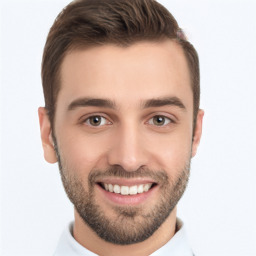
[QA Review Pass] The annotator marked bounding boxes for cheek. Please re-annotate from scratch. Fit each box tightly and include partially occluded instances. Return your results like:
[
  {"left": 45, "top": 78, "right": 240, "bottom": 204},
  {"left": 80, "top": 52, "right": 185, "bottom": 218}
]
[
  {"left": 148, "top": 130, "right": 192, "bottom": 172},
  {"left": 56, "top": 129, "right": 111, "bottom": 172}
]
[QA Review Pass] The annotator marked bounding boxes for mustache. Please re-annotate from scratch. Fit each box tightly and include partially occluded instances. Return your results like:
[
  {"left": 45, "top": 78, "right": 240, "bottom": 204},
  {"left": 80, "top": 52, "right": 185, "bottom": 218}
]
[{"left": 88, "top": 166, "right": 169, "bottom": 185}]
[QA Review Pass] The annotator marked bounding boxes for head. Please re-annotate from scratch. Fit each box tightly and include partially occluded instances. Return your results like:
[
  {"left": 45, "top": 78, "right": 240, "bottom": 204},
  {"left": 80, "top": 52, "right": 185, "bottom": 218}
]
[
  {"left": 41, "top": 0, "right": 200, "bottom": 127},
  {"left": 39, "top": 0, "right": 203, "bottom": 246}
]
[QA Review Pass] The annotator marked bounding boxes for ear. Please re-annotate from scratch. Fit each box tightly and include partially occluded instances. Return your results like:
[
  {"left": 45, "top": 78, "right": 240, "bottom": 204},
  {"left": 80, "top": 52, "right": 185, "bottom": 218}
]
[
  {"left": 38, "top": 107, "right": 57, "bottom": 163},
  {"left": 191, "top": 109, "right": 204, "bottom": 157}
]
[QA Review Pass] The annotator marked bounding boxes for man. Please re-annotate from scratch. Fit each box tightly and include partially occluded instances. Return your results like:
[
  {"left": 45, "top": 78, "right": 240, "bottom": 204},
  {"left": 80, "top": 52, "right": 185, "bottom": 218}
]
[{"left": 38, "top": 0, "right": 204, "bottom": 255}]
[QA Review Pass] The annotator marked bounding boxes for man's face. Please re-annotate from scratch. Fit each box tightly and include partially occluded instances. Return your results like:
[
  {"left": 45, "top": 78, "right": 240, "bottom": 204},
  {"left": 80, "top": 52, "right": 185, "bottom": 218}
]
[{"left": 39, "top": 40, "right": 203, "bottom": 244}]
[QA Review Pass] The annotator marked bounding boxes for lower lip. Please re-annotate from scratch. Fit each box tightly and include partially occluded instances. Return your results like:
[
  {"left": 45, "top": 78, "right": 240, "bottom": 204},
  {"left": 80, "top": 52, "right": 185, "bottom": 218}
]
[{"left": 96, "top": 184, "right": 158, "bottom": 205}]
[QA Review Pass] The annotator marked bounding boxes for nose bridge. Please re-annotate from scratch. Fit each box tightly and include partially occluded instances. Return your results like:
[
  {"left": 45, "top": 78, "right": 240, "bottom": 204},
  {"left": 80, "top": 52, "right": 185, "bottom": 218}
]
[{"left": 108, "top": 121, "right": 146, "bottom": 171}]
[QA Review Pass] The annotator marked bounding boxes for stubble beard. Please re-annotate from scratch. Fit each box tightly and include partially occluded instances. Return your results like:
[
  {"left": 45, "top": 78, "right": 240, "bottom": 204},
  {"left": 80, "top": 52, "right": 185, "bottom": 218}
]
[{"left": 54, "top": 142, "right": 191, "bottom": 245}]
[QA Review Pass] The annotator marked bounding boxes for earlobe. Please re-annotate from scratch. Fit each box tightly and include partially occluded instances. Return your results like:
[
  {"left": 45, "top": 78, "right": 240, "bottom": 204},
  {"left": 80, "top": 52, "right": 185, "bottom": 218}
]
[
  {"left": 192, "top": 109, "right": 204, "bottom": 157},
  {"left": 38, "top": 107, "right": 58, "bottom": 163}
]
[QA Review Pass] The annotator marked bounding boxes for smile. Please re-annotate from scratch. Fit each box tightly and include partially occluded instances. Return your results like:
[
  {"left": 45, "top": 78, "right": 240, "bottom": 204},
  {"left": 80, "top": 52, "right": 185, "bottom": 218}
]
[
  {"left": 96, "top": 180, "right": 158, "bottom": 205},
  {"left": 101, "top": 183, "right": 153, "bottom": 195}
]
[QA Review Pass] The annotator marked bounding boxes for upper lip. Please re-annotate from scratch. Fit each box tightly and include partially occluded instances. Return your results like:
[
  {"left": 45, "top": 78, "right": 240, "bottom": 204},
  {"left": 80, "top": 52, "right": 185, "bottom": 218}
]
[{"left": 96, "top": 177, "right": 157, "bottom": 186}]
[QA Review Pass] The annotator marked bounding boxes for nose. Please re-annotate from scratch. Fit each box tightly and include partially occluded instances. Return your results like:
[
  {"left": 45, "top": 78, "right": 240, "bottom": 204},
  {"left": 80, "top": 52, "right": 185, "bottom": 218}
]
[{"left": 107, "top": 124, "right": 148, "bottom": 172}]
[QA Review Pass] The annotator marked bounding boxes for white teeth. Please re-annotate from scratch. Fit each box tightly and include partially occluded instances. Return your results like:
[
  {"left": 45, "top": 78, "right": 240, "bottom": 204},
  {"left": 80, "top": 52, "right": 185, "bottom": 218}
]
[
  {"left": 121, "top": 186, "right": 129, "bottom": 195},
  {"left": 108, "top": 184, "right": 114, "bottom": 192},
  {"left": 129, "top": 185, "right": 137, "bottom": 195},
  {"left": 137, "top": 184, "right": 144, "bottom": 193},
  {"left": 143, "top": 184, "right": 151, "bottom": 192},
  {"left": 103, "top": 183, "right": 153, "bottom": 195},
  {"left": 113, "top": 184, "right": 121, "bottom": 193}
]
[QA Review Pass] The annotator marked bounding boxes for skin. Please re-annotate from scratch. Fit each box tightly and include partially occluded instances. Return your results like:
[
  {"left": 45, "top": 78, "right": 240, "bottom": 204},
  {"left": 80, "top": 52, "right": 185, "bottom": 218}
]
[{"left": 39, "top": 39, "right": 204, "bottom": 256}]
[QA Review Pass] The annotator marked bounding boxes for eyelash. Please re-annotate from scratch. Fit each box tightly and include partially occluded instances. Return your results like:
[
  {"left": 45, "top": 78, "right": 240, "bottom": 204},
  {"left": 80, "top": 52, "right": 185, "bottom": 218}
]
[
  {"left": 82, "top": 114, "right": 174, "bottom": 128},
  {"left": 147, "top": 115, "right": 173, "bottom": 126},
  {"left": 83, "top": 115, "right": 112, "bottom": 127}
]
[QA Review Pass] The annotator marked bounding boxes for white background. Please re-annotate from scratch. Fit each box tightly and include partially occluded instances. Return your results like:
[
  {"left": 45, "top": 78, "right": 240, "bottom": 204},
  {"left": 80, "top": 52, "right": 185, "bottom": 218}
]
[{"left": 1, "top": 0, "right": 256, "bottom": 255}]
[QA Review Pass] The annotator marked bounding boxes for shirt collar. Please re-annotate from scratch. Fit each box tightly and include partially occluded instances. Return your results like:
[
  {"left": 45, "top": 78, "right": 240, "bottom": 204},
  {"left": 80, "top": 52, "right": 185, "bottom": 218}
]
[
  {"left": 53, "top": 218, "right": 194, "bottom": 256},
  {"left": 150, "top": 218, "right": 194, "bottom": 256}
]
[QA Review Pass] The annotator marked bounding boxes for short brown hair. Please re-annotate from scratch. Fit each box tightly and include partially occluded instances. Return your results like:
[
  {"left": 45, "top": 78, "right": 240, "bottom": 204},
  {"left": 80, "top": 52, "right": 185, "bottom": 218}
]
[{"left": 42, "top": 0, "right": 200, "bottom": 127}]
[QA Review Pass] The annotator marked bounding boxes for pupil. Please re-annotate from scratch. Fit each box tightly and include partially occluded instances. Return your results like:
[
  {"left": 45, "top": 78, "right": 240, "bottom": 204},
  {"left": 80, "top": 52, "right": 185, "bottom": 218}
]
[
  {"left": 154, "top": 116, "right": 164, "bottom": 125},
  {"left": 91, "top": 116, "right": 101, "bottom": 125}
]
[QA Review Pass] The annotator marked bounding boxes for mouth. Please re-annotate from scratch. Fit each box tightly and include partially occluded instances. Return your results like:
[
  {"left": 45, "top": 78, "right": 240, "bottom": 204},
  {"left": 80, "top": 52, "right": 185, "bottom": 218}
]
[
  {"left": 99, "top": 182, "right": 156, "bottom": 195},
  {"left": 96, "top": 180, "right": 158, "bottom": 205}
]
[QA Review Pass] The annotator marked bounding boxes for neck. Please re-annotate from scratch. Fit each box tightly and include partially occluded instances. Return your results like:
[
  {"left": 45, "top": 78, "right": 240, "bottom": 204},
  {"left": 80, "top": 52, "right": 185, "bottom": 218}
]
[{"left": 73, "top": 208, "right": 177, "bottom": 256}]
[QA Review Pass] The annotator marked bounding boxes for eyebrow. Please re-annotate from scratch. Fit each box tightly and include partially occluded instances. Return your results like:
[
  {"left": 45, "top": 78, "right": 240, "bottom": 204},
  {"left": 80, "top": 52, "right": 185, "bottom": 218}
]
[
  {"left": 142, "top": 97, "right": 186, "bottom": 110},
  {"left": 68, "top": 97, "right": 116, "bottom": 111},
  {"left": 67, "top": 96, "right": 186, "bottom": 111}
]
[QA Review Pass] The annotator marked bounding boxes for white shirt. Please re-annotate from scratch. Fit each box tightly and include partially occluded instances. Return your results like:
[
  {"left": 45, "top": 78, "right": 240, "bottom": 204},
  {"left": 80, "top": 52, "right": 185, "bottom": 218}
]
[{"left": 53, "top": 219, "right": 194, "bottom": 256}]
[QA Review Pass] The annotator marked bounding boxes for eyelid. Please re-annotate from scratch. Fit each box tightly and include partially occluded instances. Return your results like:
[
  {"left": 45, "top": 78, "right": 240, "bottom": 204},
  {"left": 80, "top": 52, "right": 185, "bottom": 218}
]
[
  {"left": 78, "top": 112, "right": 176, "bottom": 127},
  {"left": 147, "top": 116, "right": 173, "bottom": 126},
  {"left": 85, "top": 116, "right": 107, "bottom": 126},
  {"left": 80, "top": 113, "right": 113, "bottom": 126},
  {"left": 146, "top": 112, "right": 176, "bottom": 123}
]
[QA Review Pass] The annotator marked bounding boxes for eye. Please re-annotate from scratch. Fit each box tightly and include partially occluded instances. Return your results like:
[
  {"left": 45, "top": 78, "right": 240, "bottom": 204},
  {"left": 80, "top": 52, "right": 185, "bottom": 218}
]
[
  {"left": 84, "top": 115, "right": 109, "bottom": 127},
  {"left": 148, "top": 115, "right": 172, "bottom": 126}
]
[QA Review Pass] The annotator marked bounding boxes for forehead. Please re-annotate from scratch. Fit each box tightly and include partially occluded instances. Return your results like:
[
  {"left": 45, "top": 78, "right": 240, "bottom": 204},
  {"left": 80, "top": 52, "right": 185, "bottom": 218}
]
[{"left": 58, "top": 40, "right": 192, "bottom": 110}]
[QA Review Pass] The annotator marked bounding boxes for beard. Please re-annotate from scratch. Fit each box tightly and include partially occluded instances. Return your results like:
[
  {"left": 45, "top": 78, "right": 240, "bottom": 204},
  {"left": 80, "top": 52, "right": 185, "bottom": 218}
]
[{"left": 54, "top": 140, "right": 191, "bottom": 245}]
